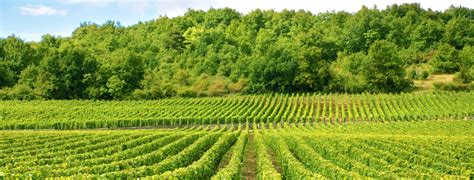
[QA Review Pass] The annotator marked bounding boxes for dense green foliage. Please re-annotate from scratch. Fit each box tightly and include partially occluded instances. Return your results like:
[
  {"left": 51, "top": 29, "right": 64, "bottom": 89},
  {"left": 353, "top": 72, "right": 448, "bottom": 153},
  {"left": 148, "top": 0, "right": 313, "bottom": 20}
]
[
  {"left": 1, "top": 6, "right": 473, "bottom": 178},
  {"left": 1, "top": 120, "right": 472, "bottom": 178},
  {"left": 261, "top": 121, "right": 473, "bottom": 178},
  {"left": 0, "top": 92, "right": 472, "bottom": 130},
  {"left": 0, "top": 125, "right": 239, "bottom": 178},
  {"left": 1, "top": 4, "right": 473, "bottom": 99}
]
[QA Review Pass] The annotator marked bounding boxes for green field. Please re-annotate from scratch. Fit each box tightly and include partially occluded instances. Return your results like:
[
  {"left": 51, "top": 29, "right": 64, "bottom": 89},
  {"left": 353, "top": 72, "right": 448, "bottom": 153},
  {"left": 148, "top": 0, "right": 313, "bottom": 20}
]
[
  {"left": 1, "top": 92, "right": 472, "bottom": 129},
  {"left": 1, "top": 120, "right": 473, "bottom": 178},
  {"left": 2, "top": 2, "right": 473, "bottom": 179},
  {"left": 1, "top": 92, "right": 473, "bottom": 178}
]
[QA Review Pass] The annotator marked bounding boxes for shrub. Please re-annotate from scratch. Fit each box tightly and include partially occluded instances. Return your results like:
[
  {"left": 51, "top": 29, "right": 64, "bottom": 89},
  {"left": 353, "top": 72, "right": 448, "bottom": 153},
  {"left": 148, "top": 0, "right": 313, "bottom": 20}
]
[
  {"left": 420, "top": 70, "right": 430, "bottom": 80},
  {"left": 433, "top": 82, "right": 470, "bottom": 91},
  {"left": 1, "top": 84, "right": 38, "bottom": 100}
]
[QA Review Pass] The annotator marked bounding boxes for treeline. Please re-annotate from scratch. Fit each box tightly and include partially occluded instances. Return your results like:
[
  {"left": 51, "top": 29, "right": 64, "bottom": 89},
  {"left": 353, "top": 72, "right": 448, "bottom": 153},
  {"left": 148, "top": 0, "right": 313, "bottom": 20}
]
[{"left": 0, "top": 4, "right": 473, "bottom": 100}]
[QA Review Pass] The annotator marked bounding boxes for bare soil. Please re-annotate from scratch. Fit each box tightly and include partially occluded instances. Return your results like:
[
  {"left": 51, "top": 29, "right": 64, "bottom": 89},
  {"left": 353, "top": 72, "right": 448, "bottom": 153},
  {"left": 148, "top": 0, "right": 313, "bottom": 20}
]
[{"left": 240, "top": 132, "right": 256, "bottom": 179}]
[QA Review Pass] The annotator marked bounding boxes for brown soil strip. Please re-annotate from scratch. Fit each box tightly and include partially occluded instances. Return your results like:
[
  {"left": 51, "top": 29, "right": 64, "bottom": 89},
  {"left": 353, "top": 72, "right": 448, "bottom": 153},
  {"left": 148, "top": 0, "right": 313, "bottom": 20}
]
[
  {"left": 266, "top": 145, "right": 283, "bottom": 174},
  {"left": 216, "top": 145, "right": 234, "bottom": 171},
  {"left": 240, "top": 132, "right": 256, "bottom": 179}
]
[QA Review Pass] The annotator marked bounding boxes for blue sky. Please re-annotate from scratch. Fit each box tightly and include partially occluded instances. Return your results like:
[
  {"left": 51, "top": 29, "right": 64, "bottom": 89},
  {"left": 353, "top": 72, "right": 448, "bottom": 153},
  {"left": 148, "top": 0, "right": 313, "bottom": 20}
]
[{"left": 1, "top": 0, "right": 472, "bottom": 42}]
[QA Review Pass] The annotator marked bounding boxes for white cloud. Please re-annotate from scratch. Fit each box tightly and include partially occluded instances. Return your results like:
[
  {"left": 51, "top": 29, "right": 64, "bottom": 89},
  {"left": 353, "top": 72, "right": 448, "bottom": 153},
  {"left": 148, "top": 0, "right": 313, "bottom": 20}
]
[
  {"left": 59, "top": 0, "right": 113, "bottom": 8},
  {"left": 60, "top": 0, "right": 114, "bottom": 3},
  {"left": 20, "top": 4, "right": 68, "bottom": 16},
  {"left": 158, "top": 7, "right": 187, "bottom": 18},
  {"left": 117, "top": 0, "right": 150, "bottom": 16},
  {"left": 59, "top": 0, "right": 151, "bottom": 13}
]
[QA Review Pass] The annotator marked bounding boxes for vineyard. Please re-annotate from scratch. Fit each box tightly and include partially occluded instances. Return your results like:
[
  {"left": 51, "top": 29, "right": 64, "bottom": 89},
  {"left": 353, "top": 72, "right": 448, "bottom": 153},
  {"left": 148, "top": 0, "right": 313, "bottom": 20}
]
[
  {"left": 0, "top": 92, "right": 473, "bottom": 178},
  {"left": 0, "top": 91, "right": 472, "bottom": 129},
  {"left": 0, "top": 120, "right": 473, "bottom": 178}
]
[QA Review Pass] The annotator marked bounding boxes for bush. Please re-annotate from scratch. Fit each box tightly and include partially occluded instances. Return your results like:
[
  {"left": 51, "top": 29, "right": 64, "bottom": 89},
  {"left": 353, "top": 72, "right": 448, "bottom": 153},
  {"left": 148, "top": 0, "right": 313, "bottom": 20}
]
[
  {"left": 228, "top": 78, "right": 246, "bottom": 93},
  {"left": 406, "top": 65, "right": 417, "bottom": 80},
  {"left": 0, "top": 84, "right": 38, "bottom": 100},
  {"left": 433, "top": 82, "right": 471, "bottom": 91},
  {"left": 177, "top": 87, "right": 198, "bottom": 98},
  {"left": 207, "top": 76, "right": 229, "bottom": 96},
  {"left": 456, "top": 46, "right": 474, "bottom": 83},
  {"left": 406, "top": 65, "right": 430, "bottom": 80},
  {"left": 131, "top": 87, "right": 164, "bottom": 100},
  {"left": 420, "top": 70, "right": 430, "bottom": 80},
  {"left": 0, "top": 89, "right": 8, "bottom": 100}
]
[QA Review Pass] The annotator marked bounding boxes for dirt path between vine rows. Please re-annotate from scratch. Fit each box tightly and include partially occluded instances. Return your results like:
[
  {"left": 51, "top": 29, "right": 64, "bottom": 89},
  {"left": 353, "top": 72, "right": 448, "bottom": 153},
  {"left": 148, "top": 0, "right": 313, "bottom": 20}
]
[{"left": 240, "top": 131, "right": 256, "bottom": 179}]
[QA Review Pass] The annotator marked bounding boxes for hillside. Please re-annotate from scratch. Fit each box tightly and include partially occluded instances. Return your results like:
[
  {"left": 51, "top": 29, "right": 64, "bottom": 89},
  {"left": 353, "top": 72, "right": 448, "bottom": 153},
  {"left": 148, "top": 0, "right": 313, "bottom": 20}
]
[
  {"left": 0, "top": 93, "right": 473, "bottom": 178},
  {"left": 1, "top": 3, "right": 474, "bottom": 179},
  {"left": 1, "top": 4, "right": 473, "bottom": 100}
]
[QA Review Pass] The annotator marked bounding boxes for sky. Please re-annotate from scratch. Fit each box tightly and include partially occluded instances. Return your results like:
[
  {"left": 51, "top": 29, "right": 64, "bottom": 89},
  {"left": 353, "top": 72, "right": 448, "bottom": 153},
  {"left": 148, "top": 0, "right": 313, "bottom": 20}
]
[{"left": 1, "top": 0, "right": 473, "bottom": 42}]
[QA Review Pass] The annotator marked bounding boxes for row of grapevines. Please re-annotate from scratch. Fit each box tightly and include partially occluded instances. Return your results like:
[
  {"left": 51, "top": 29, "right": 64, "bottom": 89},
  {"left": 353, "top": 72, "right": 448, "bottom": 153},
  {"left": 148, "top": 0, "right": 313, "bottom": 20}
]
[
  {"left": 0, "top": 125, "right": 247, "bottom": 178},
  {"left": 254, "top": 120, "right": 473, "bottom": 179},
  {"left": 155, "top": 131, "right": 240, "bottom": 178},
  {"left": 211, "top": 130, "right": 249, "bottom": 179},
  {"left": 254, "top": 124, "right": 282, "bottom": 179},
  {"left": 262, "top": 125, "right": 324, "bottom": 179},
  {"left": 1, "top": 92, "right": 473, "bottom": 129}
]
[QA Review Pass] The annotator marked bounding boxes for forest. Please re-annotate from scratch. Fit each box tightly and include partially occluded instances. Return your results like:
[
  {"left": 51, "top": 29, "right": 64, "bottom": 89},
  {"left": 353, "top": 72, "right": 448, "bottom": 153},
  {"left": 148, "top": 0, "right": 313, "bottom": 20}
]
[{"left": 0, "top": 3, "right": 473, "bottom": 100}]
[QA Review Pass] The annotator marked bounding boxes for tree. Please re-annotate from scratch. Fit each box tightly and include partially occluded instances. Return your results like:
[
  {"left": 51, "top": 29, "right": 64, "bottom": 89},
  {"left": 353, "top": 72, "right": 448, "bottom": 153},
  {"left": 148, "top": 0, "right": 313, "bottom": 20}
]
[
  {"left": 247, "top": 32, "right": 298, "bottom": 93},
  {"left": 89, "top": 48, "right": 144, "bottom": 99},
  {"left": 411, "top": 20, "right": 444, "bottom": 50},
  {"left": 342, "top": 6, "right": 389, "bottom": 52},
  {"left": 0, "top": 62, "right": 15, "bottom": 87},
  {"left": 106, "top": 75, "right": 126, "bottom": 99},
  {"left": 0, "top": 36, "right": 35, "bottom": 87},
  {"left": 365, "top": 40, "right": 412, "bottom": 92},
  {"left": 331, "top": 40, "right": 412, "bottom": 93},
  {"left": 329, "top": 52, "right": 369, "bottom": 93},
  {"left": 20, "top": 46, "right": 98, "bottom": 99},
  {"left": 443, "top": 17, "right": 474, "bottom": 49},
  {"left": 1, "top": 6, "right": 472, "bottom": 99},
  {"left": 454, "top": 46, "right": 473, "bottom": 83},
  {"left": 430, "top": 43, "right": 460, "bottom": 73},
  {"left": 204, "top": 8, "right": 241, "bottom": 27}
]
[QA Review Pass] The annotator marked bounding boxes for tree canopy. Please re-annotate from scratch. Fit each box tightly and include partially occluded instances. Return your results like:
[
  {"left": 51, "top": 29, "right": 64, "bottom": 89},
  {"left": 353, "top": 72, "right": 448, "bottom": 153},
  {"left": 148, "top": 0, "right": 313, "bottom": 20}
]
[{"left": 1, "top": 4, "right": 473, "bottom": 99}]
